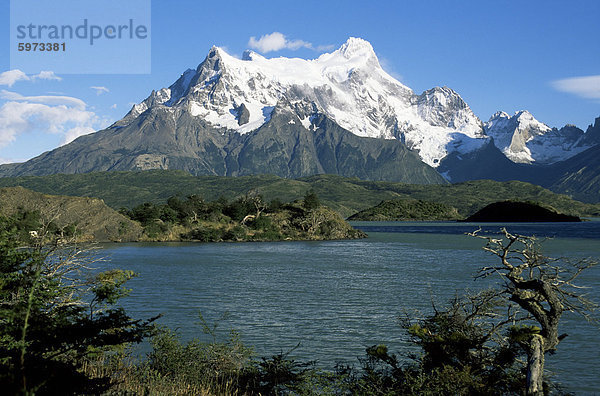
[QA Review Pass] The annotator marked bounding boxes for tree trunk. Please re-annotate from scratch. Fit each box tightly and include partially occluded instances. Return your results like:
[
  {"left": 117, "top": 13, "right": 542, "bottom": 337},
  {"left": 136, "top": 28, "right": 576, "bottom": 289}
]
[{"left": 526, "top": 334, "right": 545, "bottom": 396}]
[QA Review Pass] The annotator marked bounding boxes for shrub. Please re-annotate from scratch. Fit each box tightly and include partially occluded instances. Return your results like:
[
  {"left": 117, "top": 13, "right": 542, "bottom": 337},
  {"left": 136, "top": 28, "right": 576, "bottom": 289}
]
[
  {"left": 184, "top": 225, "right": 223, "bottom": 242},
  {"left": 250, "top": 215, "right": 274, "bottom": 231},
  {"left": 0, "top": 216, "right": 156, "bottom": 394},
  {"left": 222, "top": 225, "right": 247, "bottom": 241}
]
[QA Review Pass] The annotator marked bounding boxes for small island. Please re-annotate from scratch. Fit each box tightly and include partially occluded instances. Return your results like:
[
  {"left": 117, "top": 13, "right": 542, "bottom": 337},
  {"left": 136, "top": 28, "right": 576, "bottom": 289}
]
[
  {"left": 462, "top": 201, "right": 581, "bottom": 222},
  {"left": 0, "top": 187, "right": 365, "bottom": 243},
  {"left": 121, "top": 191, "right": 366, "bottom": 242}
]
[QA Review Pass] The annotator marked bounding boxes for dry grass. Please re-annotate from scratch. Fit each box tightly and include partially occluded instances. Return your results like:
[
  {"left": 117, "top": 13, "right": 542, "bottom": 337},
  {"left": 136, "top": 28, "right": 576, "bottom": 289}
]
[{"left": 81, "top": 355, "right": 243, "bottom": 396}]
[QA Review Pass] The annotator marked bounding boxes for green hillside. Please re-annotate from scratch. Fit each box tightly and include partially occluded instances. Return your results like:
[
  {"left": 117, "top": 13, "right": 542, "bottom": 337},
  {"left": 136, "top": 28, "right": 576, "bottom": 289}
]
[
  {"left": 0, "top": 186, "right": 143, "bottom": 242},
  {"left": 0, "top": 170, "right": 598, "bottom": 218},
  {"left": 348, "top": 199, "right": 461, "bottom": 221}
]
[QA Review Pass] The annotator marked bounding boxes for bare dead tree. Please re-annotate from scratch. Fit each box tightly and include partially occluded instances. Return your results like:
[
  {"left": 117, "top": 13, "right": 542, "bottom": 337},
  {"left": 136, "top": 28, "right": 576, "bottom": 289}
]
[
  {"left": 246, "top": 191, "right": 267, "bottom": 218},
  {"left": 469, "top": 228, "right": 598, "bottom": 395},
  {"left": 240, "top": 192, "right": 267, "bottom": 225}
]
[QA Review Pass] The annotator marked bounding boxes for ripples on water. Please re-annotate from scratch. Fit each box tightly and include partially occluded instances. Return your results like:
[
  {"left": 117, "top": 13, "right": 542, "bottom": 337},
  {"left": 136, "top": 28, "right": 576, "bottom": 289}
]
[{"left": 98, "top": 221, "right": 600, "bottom": 393}]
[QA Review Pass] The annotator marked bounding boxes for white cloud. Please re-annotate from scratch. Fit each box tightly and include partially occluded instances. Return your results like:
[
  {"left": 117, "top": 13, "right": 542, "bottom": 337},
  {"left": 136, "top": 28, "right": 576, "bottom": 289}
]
[
  {"left": 91, "top": 86, "right": 110, "bottom": 95},
  {"left": 551, "top": 75, "right": 600, "bottom": 100},
  {"left": 0, "top": 90, "right": 107, "bottom": 148},
  {"left": 110, "top": 103, "right": 117, "bottom": 109},
  {"left": 0, "top": 70, "right": 29, "bottom": 86},
  {"left": 315, "top": 44, "right": 335, "bottom": 52},
  {"left": 248, "top": 32, "right": 312, "bottom": 53},
  {"left": 63, "top": 126, "right": 96, "bottom": 145},
  {"left": 378, "top": 57, "right": 403, "bottom": 82},
  {"left": 0, "top": 70, "right": 62, "bottom": 86},
  {"left": 33, "top": 71, "right": 62, "bottom": 82},
  {"left": 0, "top": 90, "right": 86, "bottom": 109}
]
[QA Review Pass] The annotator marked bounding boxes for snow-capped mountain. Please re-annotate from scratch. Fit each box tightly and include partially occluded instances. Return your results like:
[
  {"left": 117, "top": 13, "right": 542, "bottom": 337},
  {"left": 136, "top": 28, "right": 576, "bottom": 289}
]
[
  {"left": 2, "top": 36, "right": 599, "bottom": 196},
  {"left": 484, "top": 111, "right": 593, "bottom": 164},
  {"left": 123, "top": 37, "right": 486, "bottom": 167}
]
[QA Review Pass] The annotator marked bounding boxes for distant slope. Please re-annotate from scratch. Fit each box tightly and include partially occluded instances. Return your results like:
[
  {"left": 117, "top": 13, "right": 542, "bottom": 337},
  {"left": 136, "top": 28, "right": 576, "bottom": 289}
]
[
  {"left": 439, "top": 138, "right": 600, "bottom": 203},
  {"left": 0, "top": 187, "right": 143, "bottom": 242},
  {"left": 546, "top": 145, "right": 600, "bottom": 203},
  {"left": 439, "top": 140, "right": 541, "bottom": 183},
  {"left": 347, "top": 199, "right": 460, "bottom": 221},
  {"left": 0, "top": 171, "right": 598, "bottom": 219}
]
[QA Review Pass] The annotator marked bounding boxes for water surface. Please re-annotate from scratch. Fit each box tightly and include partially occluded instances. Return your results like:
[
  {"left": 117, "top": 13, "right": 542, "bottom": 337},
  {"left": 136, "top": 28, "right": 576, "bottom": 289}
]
[{"left": 98, "top": 222, "right": 600, "bottom": 393}]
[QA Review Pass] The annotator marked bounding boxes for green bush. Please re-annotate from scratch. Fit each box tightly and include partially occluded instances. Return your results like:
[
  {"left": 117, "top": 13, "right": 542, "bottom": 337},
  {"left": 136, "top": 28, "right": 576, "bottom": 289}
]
[
  {"left": 254, "top": 229, "right": 284, "bottom": 241},
  {"left": 268, "top": 198, "right": 284, "bottom": 212},
  {"left": 146, "top": 327, "right": 252, "bottom": 387},
  {"left": 250, "top": 215, "right": 273, "bottom": 231},
  {"left": 184, "top": 225, "right": 223, "bottom": 242},
  {"left": 222, "top": 198, "right": 251, "bottom": 222},
  {"left": 143, "top": 220, "right": 170, "bottom": 238},
  {"left": 130, "top": 202, "right": 162, "bottom": 225},
  {"left": 222, "top": 225, "right": 247, "bottom": 241}
]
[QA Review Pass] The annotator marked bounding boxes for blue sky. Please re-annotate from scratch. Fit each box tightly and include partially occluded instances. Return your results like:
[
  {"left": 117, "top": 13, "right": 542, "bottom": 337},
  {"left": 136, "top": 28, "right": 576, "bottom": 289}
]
[{"left": 1, "top": 0, "right": 599, "bottom": 163}]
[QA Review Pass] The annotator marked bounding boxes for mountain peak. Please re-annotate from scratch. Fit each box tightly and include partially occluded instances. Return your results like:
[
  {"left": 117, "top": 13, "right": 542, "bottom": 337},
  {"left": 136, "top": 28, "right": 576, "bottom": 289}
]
[
  {"left": 338, "top": 37, "right": 376, "bottom": 60},
  {"left": 208, "top": 46, "right": 223, "bottom": 58},
  {"left": 242, "top": 49, "right": 266, "bottom": 61},
  {"left": 485, "top": 110, "right": 548, "bottom": 132},
  {"left": 487, "top": 110, "right": 544, "bottom": 128},
  {"left": 514, "top": 110, "right": 534, "bottom": 120},
  {"left": 512, "top": 110, "right": 550, "bottom": 132},
  {"left": 489, "top": 111, "right": 510, "bottom": 121},
  {"left": 483, "top": 109, "right": 590, "bottom": 164}
]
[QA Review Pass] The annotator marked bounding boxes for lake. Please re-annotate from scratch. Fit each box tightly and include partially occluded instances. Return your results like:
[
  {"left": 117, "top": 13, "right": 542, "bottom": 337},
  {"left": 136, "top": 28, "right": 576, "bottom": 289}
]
[{"left": 98, "top": 221, "right": 600, "bottom": 393}]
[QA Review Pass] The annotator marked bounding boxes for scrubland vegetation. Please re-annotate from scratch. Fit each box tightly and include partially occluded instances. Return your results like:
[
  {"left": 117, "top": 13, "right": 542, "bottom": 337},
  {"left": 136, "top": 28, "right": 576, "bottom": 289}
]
[{"left": 0, "top": 206, "right": 596, "bottom": 395}]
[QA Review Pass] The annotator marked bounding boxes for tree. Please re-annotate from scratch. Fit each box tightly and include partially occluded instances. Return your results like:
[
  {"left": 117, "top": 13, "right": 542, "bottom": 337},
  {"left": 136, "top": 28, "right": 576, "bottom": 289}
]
[
  {"left": 303, "top": 190, "right": 320, "bottom": 211},
  {"left": 0, "top": 212, "right": 157, "bottom": 394},
  {"left": 354, "top": 228, "right": 597, "bottom": 395},
  {"left": 357, "top": 291, "right": 525, "bottom": 395},
  {"left": 470, "top": 228, "right": 598, "bottom": 395}
]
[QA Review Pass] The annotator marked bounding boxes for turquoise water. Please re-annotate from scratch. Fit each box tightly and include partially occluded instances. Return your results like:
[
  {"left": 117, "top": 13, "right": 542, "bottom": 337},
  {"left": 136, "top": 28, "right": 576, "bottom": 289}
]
[{"left": 98, "top": 222, "right": 600, "bottom": 393}]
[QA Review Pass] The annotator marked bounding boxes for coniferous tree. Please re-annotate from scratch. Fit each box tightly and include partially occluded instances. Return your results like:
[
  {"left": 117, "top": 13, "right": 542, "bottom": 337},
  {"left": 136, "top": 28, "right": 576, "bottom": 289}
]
[{"left": 303, "top": 190, "right": 320, "bottom": 210}]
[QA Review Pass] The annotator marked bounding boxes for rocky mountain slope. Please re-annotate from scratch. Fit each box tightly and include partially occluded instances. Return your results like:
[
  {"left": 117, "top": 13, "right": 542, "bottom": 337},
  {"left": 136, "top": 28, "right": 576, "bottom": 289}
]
[
  {"left": 0, "top": 100, "right": 444, "bottom": 183},
  {"left": 484, "top": 111, "right": 595, "bottom": 164},
  {"left": 440, "top": 117, "right": 600, "bottom": 202},
  {"left": 546, "top": 143, "right": 600, "bottom": 203}
]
